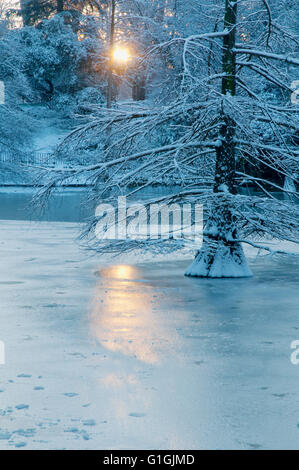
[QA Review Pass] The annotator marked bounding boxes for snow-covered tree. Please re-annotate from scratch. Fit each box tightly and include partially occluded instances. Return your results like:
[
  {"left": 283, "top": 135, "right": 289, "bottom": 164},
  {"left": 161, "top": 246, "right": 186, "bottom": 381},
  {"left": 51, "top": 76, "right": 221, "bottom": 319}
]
[
  {"left": 19, "top": 11, "right": 105, "bottom": 98},
  {"left": 0, "top": 17, "right": 35, "bottom": 154},
  {"left": 38, "top": 0, "right": 299, "bottom": 278},
  {"left": 19, "top": 0, "right": 108, "bottom": 26}
]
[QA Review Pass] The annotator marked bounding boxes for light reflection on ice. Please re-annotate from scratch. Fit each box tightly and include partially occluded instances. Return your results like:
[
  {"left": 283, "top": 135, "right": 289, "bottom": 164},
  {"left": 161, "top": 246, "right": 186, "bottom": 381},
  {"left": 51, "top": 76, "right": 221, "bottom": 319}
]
[{"left": 89, "top": 264, "right": 183, "bottom": 364}]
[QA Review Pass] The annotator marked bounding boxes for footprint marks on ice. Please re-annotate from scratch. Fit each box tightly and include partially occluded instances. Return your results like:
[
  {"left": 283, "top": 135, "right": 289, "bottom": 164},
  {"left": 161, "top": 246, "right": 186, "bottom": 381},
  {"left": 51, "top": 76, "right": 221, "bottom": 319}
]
[
  {"left": 42, "top": 303, "right": 69, "bottom": 308},
  {"left": 82, "top": 419, "right": 96, "bottom": 426},
  {"left": 128, "top": 412, "right": 146, "bottom": 418},
  {"left": 0, "top": 281, "right": 24, "bottom": 285},
  {"left": 0, "top": 428, "right": 37, "bottom": 448},
  {"left": 15, "top": 404, "right": 29, "bottom": 410},
  {"left": 246, "top": 443, "right": 262, "bottom": 450},
  {"left": 0, "top": 430, "right": 12, "bottom": 440},
  {"left": 64, "top": 427, "right": 91, "bottom": 440},
  {"left": 64, "top": 427, "right": 80, "bottom": 433},
  {"left": 67, "top": 352, "right": 87, "bottom": 359},
  {"left": 13, "top": 428, "right": 36, "bottom": 438},
  {"left": 272, "top": 393, "right": 288, "bottom": 398},
  {"left": 194, "top": 360, "right": 205, "bottom": 366},
  {"left": 0, "top": 407, "right": 13, "bottom": 416},
  {"left": 14, "top": 442, "right": 27, "bottom": 448},
  {"left": 81, "top": 431, "right": 90, "bottom": 440},
  {"left": 15, "top": 374, "right": 45, "bottom": 391}
]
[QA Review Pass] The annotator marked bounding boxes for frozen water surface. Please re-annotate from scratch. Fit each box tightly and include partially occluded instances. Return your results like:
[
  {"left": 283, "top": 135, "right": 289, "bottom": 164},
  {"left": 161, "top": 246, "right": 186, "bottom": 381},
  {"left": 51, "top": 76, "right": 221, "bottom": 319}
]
[{"left": 0, "top": 215, "right": 298, "bottom": 449}]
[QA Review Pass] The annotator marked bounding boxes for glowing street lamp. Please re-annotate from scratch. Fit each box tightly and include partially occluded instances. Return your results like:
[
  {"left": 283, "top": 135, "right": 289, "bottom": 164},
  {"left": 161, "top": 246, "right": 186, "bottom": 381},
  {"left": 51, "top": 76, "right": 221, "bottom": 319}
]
[
  {"left": 107, "top": 45, "right": 131, "bottom": 107},
  {"left": 78, "top": 33, "right": 87, "bottom": 42},
  {"left": 112, "top": 46, "right": 130, "bottom": 64}
]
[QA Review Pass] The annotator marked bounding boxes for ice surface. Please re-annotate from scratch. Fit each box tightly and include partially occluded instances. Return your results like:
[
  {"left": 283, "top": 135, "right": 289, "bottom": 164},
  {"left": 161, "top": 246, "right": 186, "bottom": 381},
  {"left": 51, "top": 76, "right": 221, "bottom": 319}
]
[
  {"left": 0, "top": 188, "right": 89, "bottom": 222},
  {"left": 0, "top": 220, "right": 299, "bottom": 449}
]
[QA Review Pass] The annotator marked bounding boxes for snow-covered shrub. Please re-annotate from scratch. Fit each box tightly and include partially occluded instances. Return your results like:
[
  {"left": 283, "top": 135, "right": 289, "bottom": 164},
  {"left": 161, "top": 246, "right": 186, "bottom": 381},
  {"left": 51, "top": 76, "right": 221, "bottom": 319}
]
[
  {"left": 74, "top": 87, "right": 105, "bottom": 113},
  {"left": 75, "top": 87, "right": 105, "bottom": 105},
  {"left": 21, "top": 15, "right": 84, "bottom": 98},
  {"left": 50, "top": 93, "right": 77, "bottom": 113},
  {"left": 0, "top": 19, "right": 36, "bottom": 154},
  {"left": 50, "top": 87, "right": 105, "bottom": 117},
  {"left": 0, "top": 105, "right": 35, "bottom": 154},
  {"left": 0, "top": 19, "right": 33, "bottom": 102},
  {"left": 20, "top": 11, "right": 104, "bottom": 100}
]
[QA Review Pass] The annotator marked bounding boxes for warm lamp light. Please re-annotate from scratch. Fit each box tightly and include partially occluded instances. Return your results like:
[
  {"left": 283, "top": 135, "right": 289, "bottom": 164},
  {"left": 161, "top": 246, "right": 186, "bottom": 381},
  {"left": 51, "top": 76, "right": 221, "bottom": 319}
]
[
  {"left": 112, "top": 46, "right": 130, "bottom": 64},
  {"left": 78, "top": 33, "right": 86, "bottom": 41}
]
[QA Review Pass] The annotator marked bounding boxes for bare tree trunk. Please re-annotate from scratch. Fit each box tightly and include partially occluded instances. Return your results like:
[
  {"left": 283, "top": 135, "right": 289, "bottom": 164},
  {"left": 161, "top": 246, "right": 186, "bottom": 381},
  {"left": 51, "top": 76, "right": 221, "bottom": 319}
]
[
  {"left": 132, "top": 74, "right": 146, "bottom": 101},
  {"left": 57, "top": 0, "right": 64, "bottom": 13},
  {"left": 20, "top": 0, "right": 39, "bottom": 26},
  {"left": 107, "top": 0, "right": 116, "bottom": 108},
  {"left": 185, "top": 0, "right": 252, "bottom": 278}
]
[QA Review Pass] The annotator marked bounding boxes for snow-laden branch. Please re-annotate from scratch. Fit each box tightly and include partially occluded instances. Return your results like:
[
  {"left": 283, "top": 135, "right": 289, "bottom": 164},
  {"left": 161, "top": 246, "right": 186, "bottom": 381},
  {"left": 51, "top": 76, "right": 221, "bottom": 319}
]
[
  {"left": 236, "top": 172, "right": 298, "bottom": 196},
  {"left": 235, "top": 140, "right": 299, "bottom": 157},
  {"left": 237, "top": 239, "right": 299, "bottom": 256},
  {"left": 234, "top": 48, "right": 299, "bottom": 66},
  {"left": 147, "top": 29, "right": 229, "bottom": 57},
  {"left": 48, "top": 140, "right": 218, "bottom": 175},
  {"left": 236, "top": 61, "right": 293, "bottom": 91}
]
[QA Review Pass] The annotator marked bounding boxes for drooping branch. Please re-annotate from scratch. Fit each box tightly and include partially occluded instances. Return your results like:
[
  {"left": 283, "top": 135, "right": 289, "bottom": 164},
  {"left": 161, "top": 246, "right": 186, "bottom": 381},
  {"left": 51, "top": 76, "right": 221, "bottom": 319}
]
[{"left": 234, "top": 48, "right": 299, "bottom": 66}]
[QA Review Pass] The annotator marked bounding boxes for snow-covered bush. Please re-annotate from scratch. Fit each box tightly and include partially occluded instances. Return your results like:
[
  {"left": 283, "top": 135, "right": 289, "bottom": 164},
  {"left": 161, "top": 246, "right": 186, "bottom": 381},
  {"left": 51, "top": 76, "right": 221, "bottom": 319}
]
[
  {"left": 75, "top": 87, "right": 105, "bottom": 106},
  {"left": 0, "top": 19, "right": 33, "bottom": 102},
  {"left": 18, "top": 11, "right": 104, "bottom": 100},
  {"left": 50, "top": 92, "right": 77, "bottom": 112},
  {"left": 0, "top": 105, "right": 36, "bottom": 154},
  {"left": 49, "top": 87, "right": 105, "bottom": 119},
  {"left": 0, "top": 19, "right": 36, "bottom": 154},
  {"left": 21, "top": 14, "right": 84, "bottom": 98},
  {"left": 74, "top": 87, "right": 105, "bottom": 114}
]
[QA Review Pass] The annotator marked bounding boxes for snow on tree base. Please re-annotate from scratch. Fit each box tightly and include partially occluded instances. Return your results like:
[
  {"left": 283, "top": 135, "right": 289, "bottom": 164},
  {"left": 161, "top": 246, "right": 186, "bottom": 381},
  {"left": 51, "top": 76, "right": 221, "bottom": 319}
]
[{"left": 185, "top": 241, "right": 253, "bottom": 278}]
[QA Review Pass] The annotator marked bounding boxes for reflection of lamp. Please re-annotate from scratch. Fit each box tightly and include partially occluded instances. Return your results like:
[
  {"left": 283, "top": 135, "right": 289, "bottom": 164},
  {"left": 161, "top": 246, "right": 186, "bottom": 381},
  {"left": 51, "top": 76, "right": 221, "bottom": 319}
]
[
  {"left": 90, "top": 264, "right": 183, "bottom": 364},
  {"left": 100, "top": 265, "right": 136, "bottom": 280},
  {"left": 112, "top": 46, "right": 130, "bottom": 64},
  {"left": 78, "top": 33, "right": 87, "bottom": 42}
]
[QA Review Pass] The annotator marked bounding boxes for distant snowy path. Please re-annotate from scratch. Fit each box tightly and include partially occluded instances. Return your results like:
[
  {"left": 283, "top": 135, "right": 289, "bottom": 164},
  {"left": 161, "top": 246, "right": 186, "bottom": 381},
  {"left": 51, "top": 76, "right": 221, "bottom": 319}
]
[
  {"left": 0, "top": 220, "right": 299, "bottom": 449},
  {"left": 30, "top": 106, "right": 70, "bottom": 155},
  {"left": 32, "top": 121, "right": 66, "bottom": 155},
  {"left": 0, "top": 106, "right": 71, "bottom": 185}
]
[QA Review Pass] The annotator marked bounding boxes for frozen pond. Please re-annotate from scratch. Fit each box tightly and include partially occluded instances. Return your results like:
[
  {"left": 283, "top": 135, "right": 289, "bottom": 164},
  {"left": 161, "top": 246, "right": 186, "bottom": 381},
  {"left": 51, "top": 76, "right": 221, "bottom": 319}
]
[
  {"left": 0, "top": 187, "right": 89, "bottom": 222},
  {"left": 0, "top": 186, "right": 181, "bottom": 222},
  {"left": 0, "top": 189, "right": 298, "bottom": 449},
  {"left": 0, "top": 186, "right": 295, "bottom": 223}
]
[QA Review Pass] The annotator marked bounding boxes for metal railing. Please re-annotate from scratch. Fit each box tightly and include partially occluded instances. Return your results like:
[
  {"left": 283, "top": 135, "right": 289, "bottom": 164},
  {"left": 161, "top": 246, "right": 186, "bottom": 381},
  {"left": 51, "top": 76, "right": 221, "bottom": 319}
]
[
  {"left": 0, "top": 152, "right": 89, "bottom": 167},
  {"left": 0, "top": 152, "right": 55, "bottom": 165}
]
